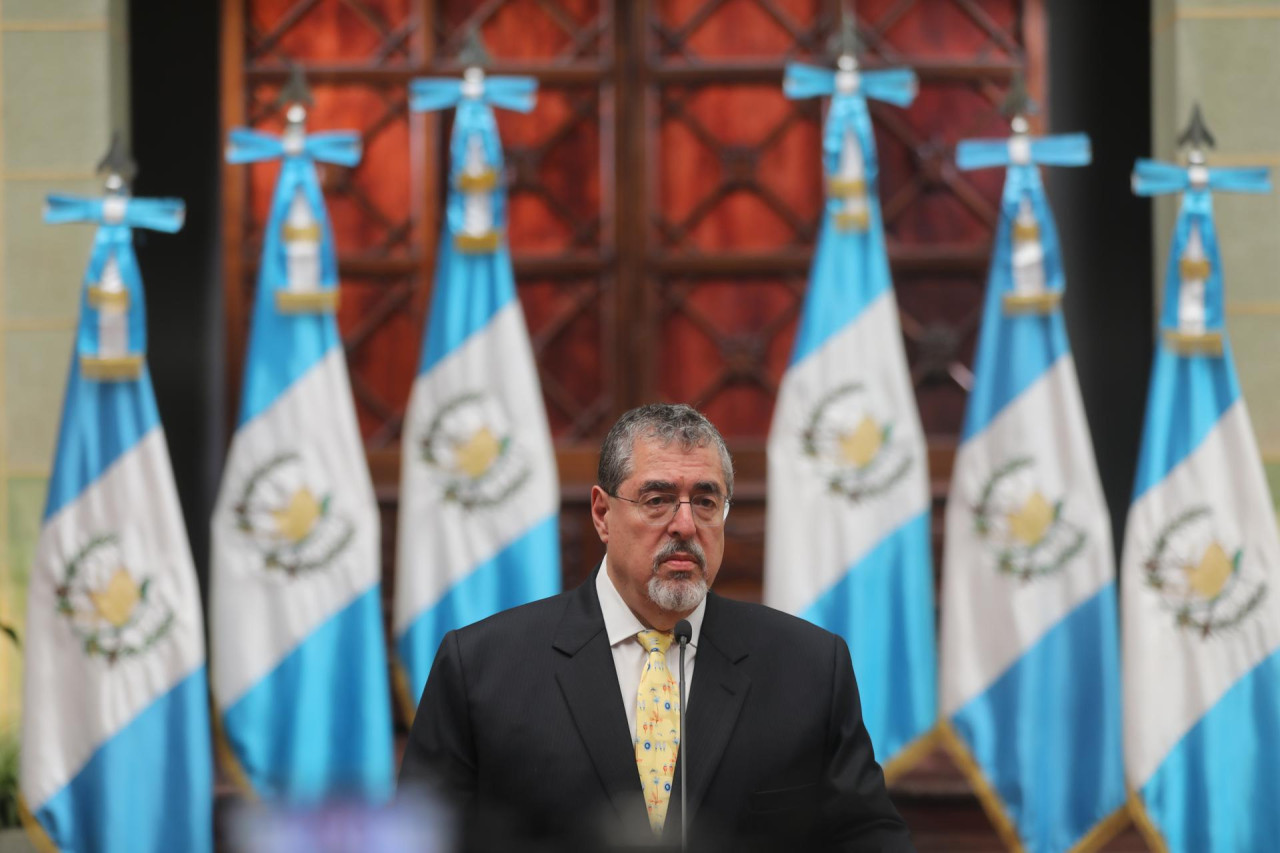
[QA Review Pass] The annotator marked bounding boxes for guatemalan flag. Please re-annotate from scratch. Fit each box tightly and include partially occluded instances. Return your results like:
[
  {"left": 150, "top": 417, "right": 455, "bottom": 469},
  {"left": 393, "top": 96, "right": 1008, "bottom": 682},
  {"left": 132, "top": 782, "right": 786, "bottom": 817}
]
[
  {"left": 20, "top": 185, "right": 212, "bottom": 851},
  {"left": 938, "top": 124, "right": 1127, "bottom": 851},
  {"left": 394, "top": 68, "right": 560, "bottom": 716},
  {"left": 1123, "top": 150, "right": 1280, "bottom": 852},
  {"left": 211, "top": 103, "right": 393, "bottom": 800},
  {"left": 762, "top": 57, "right": 936, "bottom": 774}
]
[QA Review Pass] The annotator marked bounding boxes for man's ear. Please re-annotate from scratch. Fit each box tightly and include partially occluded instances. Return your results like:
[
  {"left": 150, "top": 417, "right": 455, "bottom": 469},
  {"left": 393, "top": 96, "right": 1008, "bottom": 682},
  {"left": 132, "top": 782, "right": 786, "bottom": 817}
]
[{"left": 589, "top": 485, "right": 610, "bottom": 544}]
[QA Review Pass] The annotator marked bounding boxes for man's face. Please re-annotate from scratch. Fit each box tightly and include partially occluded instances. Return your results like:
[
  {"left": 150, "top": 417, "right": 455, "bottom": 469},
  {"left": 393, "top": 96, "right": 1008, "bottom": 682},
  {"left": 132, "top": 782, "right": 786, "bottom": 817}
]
[{"left": 591, "top": 437, "right": 726, "bottom": 628}]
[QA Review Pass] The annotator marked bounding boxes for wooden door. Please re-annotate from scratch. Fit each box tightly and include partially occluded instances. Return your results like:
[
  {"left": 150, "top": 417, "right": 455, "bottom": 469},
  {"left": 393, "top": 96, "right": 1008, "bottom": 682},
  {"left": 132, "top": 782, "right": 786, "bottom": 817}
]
[{"left": 221, "top": 0, "right": 1046, "bottom": 600}]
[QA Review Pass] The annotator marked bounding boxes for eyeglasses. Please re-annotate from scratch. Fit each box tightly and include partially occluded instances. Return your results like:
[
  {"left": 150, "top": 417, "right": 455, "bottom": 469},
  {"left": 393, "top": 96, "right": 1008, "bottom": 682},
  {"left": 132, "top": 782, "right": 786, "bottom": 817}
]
[{"left": 609, "top": 491, "right": 731, "bottom": 527}]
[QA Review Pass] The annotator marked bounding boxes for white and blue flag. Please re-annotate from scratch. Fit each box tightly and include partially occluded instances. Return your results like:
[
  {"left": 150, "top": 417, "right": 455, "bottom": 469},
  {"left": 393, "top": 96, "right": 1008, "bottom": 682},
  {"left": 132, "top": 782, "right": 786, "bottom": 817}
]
[
  {"left": 211, "top": 92, "right": 392, "bottom": 800},
  {"left": 1123, "top": 139, "right": 1280, "bottom": 852},
  {"left": 394, "top": 67, "right": 560, "bottom": 716},
  {"left": 20, "top": 177, "right": 212, "bottom": 851},
  {"left": 763, "top": 57, "right": 936, "bottom": 774},
  {"left": 938, "top": 119, "right": 1127, "bottom": 852}
]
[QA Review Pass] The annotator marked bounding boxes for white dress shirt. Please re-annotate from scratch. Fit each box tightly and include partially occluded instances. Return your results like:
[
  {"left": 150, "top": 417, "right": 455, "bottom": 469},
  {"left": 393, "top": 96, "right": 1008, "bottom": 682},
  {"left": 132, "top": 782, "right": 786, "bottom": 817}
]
[{"left": 595, "top": 559, "right": 705, "bottom": 738}]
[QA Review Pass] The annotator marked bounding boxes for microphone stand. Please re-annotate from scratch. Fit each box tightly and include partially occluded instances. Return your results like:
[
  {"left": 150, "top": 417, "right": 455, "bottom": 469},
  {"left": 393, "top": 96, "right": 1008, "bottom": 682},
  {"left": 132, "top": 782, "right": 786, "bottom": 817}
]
[{"left": 675, "top": 620, "right": 692, "bottom": 852}]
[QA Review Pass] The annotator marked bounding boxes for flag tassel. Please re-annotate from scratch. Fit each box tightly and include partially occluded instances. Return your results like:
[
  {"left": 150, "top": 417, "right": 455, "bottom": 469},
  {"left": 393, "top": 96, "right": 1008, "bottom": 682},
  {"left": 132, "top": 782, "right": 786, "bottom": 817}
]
[
  {"left": 391, "top": 657, "right": 419, "bottom": 727},
  {"left": 1125, "top": 792, "right": 1169, "bottom": 853},
  {"left": 1070, "top": 805, "right": 1132, "bottom": 853},
  {"left": 938, "top": 721, "right": 1134, "bottom": 853},
  {"left": 937, "top": 721, "right": 1026, "bottom": 853},
  {"left": 17, "top": 794, "right": 60, "bottom": 853},
  {"left": 209, "top": 692, "right": 258, "bottom": 800},
  {"left": 880, "top": 726, "right": 938, "bottom": 786}
]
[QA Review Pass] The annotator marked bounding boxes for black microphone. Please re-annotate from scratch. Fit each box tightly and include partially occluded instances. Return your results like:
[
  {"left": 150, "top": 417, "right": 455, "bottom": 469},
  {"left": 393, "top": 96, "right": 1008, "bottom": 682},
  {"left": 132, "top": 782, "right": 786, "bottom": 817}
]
[{"left": 673, "top": 619, "right": 692, "bottom": 852}]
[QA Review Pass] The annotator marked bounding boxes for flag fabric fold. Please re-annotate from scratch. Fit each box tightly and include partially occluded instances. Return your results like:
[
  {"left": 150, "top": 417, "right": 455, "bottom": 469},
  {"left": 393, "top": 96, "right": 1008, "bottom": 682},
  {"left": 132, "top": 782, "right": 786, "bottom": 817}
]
[
  {"left": 211, "top": 118, "right": 392, "bottom": 801},
  {"left": 393, "top": 70, "right": 560, "bottom": 717},
  {"left": 1123, "top": 158, "right": 1280, "bottom": 853},
  {"left": 938, "top": 130, "right": 1127, "bottom": 853},
  {"left": 763, "top": 60, "right": 936, "bottom": 775},
  {"left": 20, "top": 192, "right": 212, "bottom": 853}
]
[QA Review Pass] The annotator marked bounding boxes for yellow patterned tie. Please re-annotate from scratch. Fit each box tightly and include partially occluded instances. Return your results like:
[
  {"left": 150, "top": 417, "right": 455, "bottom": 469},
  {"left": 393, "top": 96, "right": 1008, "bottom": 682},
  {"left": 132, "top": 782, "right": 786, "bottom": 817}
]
[{"left": 635, "top": 629, "right": 680, "bottom": 834}]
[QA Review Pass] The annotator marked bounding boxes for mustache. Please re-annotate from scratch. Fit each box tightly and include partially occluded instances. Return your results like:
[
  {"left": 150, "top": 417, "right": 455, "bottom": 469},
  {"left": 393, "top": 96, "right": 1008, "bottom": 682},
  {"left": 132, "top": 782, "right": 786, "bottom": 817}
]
[{"left": 652, "top": 537, "right": 706, "bottom": 572}]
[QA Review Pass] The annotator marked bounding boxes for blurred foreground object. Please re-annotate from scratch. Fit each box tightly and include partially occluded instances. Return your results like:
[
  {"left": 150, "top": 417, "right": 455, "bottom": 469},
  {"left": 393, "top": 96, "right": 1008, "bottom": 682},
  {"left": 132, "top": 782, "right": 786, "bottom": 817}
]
[{"left": 226, "top": 786, "right": 454, "bottom": 853}]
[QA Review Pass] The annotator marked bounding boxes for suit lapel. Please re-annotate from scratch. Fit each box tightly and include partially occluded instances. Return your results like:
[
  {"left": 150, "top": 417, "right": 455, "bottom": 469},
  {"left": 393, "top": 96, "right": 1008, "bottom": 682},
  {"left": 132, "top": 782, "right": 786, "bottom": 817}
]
[
  {"left": 553, "top": 577, "right": 648, "bottom": 828},
  {"left": 672, "top": 592, "right": 750, "bottom": 835}
]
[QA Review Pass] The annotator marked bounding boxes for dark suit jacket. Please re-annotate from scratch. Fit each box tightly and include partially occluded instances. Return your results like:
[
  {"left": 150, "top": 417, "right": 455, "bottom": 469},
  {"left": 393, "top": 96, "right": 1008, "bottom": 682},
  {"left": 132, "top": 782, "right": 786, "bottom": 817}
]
[{"left": 399, "top": 575, "right": 913, "bottom": 852}]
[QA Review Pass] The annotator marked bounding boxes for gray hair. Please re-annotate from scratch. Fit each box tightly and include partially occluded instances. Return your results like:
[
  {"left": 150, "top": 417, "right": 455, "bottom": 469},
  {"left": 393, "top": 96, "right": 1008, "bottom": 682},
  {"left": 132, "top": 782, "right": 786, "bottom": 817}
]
[{"left": 597, "top": 403, "right": 734, "bottom": 499}]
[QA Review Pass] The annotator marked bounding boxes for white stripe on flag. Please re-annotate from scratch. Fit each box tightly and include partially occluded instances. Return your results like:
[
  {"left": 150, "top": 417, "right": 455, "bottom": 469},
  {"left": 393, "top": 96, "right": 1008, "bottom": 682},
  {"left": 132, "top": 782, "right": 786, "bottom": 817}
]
[
  {"left": 1122, "top": 399, "right": 1280, "bottom": 789},
  {"left": 941, "top": 355, "right": 1114, "bottom": 716},
  {"left": 21, "top": 428, "right": 205, "bottom": 809},
  {"left": 764, "top": 290, "right": 929, "bottom": 614},
  {"left": 211, "top": 348, "right": 380, "bottom": 709},
  {"left": 393, "top": 301, "right": 559, "bottom": 636}
]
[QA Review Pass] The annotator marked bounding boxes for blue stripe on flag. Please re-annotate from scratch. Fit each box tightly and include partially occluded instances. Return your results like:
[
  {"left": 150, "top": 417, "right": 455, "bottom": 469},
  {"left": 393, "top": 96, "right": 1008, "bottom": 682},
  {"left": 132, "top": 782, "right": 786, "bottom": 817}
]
[
  {"left": 44, "top": 365, "right": 161, "bottom": 520},
  {"left": 961, "top": 316, "right": 1069, "bottom": 442},
  {"left": 1130, "top": 345, "right": 1240, "bottom": 502},
  {"left": 417, "top": 241, "right": 518, "bottom": 375},
  {"left": 222, "top": 585, "right": 394, "bottom": 802},
  {"left": 950, "top": 584, "right": 1125, "bottom": 853},
  {"left": 397, "top": 513, "right": 561, "bottom": 704},
  {"left": 801, "top": 511, "right": 936, "bottom": 761},
  {"left": 34, "top": 666, "right": 212, "bottom": 853},
  {"left": 788, "top": 216, "right": 891, "bottom": 367},
  {"left": 236, "top": 299, "right": 340, "bottom": 428},
  {"left": 1140, "top": 644, "right": 1280, "bottom": 853}
]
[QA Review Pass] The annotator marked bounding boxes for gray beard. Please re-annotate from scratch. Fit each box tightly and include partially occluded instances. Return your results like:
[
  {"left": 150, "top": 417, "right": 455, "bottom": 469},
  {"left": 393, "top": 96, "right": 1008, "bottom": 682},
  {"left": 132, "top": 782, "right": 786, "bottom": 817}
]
[
  {"left": 648, "top": 573, "right": 708, "bottom": 612},
  {"left": 647, "top": 537, "right": 709, "bottom": 612}
]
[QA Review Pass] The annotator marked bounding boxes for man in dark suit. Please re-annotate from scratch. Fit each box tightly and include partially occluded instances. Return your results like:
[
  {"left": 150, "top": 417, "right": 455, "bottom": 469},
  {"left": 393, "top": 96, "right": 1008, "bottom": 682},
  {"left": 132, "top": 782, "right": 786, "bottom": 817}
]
[{"left": 400, "top": 404, "right": 913, "bottom": 851}]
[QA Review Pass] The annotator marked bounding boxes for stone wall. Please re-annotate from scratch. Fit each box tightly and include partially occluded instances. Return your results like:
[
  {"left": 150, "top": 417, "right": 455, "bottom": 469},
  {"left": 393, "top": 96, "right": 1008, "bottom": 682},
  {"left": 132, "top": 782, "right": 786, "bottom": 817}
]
[
  {"left": 1151, "top": 1, "right": 1280, "bottom": 499},
  {"left": 0, "top": 0, "right": 126, "bottom": 736}
]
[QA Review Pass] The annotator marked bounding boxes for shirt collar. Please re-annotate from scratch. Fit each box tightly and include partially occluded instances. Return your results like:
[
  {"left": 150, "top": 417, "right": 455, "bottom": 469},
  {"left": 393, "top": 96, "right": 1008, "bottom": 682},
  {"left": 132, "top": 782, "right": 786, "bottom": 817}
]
[{"left": 596, "top": 557, "right": 704, "bottom": 649}]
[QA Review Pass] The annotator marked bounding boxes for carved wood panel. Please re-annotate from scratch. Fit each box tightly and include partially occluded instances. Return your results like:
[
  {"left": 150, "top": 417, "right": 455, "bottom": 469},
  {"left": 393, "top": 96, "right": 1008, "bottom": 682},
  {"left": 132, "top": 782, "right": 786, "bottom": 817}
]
[{"left": 222, "top": 0, "right": 1047, "bottom": 597}]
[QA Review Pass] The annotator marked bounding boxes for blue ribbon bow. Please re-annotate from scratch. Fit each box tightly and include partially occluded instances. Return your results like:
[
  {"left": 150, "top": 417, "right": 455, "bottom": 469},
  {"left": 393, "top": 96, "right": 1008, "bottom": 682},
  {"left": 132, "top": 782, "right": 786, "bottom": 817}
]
[
  {"left": 955, "top": 132, "right": 1091, "bottom": 301},
  {"left": 1133, "top": 158, "right": 1271, "bottom": 336},
  {"left": 45, "top": 193, "right": 185, "bottom": 361},
  {"left": 784, "top": 62, "right": 917, "bottom": 203},
  {"left": 410, "top": 74, "right": 537, "bottom": 238},
  {"left": 226, "top": 127, "right": 361, "bottom": 297}
]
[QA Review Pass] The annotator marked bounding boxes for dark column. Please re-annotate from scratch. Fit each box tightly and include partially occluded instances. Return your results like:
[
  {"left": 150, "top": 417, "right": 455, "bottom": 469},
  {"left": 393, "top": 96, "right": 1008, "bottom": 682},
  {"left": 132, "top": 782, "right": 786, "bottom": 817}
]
[
  {"left": 1046, "top": 0, "right": 1153, "bottom": 552},
  {"left": 129, "top": 0, "right": 223, "bottom": 595}
]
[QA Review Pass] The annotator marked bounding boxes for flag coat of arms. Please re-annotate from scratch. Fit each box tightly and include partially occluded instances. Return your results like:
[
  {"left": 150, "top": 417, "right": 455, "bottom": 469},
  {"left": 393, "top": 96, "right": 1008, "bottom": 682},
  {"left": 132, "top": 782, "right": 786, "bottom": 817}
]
[
  {"left": 763, "top": 57, "right": 936, "bottom": 773},
  {"left": 1123, "top": 136, "right": 1280, "bottom": 852},
  {"left": 21, "top": 181, "right": 213, "bottom": 852},
  {"left": 211, "top": 99, "right": 393, "bottom": 800},
  {"left": 394, "top": 68, "right": 560, "bottom": 715},
  {"left": 938, "top": 119, "right": 1127, "bottom": 852}
]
